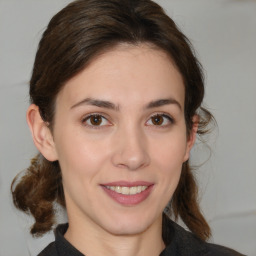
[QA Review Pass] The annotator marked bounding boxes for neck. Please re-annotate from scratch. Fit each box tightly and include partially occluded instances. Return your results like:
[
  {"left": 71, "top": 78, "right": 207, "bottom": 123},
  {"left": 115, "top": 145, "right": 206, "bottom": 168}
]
[{"left": 64, "top": 215, "right": 165, "bottom": 256}]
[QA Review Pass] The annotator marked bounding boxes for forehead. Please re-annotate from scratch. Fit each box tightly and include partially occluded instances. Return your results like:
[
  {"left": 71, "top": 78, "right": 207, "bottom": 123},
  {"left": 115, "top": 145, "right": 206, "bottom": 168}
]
[{"left": 56, "top": 43, "right": 185, "bottom": 110}]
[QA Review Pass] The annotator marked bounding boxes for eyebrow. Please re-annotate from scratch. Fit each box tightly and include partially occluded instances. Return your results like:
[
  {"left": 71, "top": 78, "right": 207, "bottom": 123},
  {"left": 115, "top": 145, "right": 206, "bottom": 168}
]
[
  {"left": 70, "top": 97, "right": 181, "bottom": 111},
  {"left": 146, "top": 98, "right": 182, "bottom": 110},
  {"left": 70, "top": 98, "right": 119, "bottom": 111}
]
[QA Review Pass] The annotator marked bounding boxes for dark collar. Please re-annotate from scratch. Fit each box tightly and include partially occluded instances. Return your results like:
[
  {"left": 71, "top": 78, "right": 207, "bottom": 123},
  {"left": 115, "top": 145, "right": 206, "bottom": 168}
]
[
  {"left": 55, "top": 224, "right": 84, "bottom": 256},
  {"left": 160, "top": 216, "right": 208, "bottom": 256},
  {"left": 54, "top": 217, "right": 208, "bottom": 256}
]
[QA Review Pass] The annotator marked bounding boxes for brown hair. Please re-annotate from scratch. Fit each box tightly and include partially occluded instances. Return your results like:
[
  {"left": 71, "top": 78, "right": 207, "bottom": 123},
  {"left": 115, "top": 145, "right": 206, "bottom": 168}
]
[{"left": 12, "top": 0, "right": 214, "bottom": 240}]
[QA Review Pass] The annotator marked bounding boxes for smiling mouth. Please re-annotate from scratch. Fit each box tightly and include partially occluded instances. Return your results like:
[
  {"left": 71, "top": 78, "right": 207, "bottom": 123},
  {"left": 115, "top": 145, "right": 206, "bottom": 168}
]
[
  {"left": 101, "top": 182, "right": 154, "bottom": 206},
  {"left": 105, "top": 186, "right": 148, "bottom": 195}
]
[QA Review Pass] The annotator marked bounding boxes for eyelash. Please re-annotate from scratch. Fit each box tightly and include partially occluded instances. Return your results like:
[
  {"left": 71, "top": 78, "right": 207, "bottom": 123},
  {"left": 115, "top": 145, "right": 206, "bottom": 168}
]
[
  {"left": 146, "top": 113, "right": 174, "bottom": 127},
  {"left": 82, "top": 113, "right": 111, "bottom": 129},
  {"left": 81, "top": 113, "right": 174, "bottom": 128}
]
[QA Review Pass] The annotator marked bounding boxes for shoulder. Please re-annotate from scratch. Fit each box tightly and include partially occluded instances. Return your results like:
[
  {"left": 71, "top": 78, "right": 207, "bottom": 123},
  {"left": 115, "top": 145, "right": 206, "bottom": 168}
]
[
  {"left": 162, "top": 218, "right": 245, "bottom": 256},
  {"left": 37, "top": 242, "right": 57, "bottom": 256},
  {"left": 204, "top": 242, "right": 246, "bottom": 256},
  {"left": 37, "top": 223, "right": 83, "bottom": 256}
]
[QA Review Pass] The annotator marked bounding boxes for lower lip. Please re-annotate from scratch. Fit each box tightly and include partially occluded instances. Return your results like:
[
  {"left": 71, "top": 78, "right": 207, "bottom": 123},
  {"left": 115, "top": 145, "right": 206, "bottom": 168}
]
[{"left": 101, "top": 185, "right": 154, "bottom": 206}]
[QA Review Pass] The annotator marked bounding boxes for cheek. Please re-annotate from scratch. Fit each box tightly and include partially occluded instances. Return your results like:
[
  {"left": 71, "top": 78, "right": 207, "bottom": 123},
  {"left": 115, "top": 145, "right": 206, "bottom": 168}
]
[
  {"left": 55, "top": 133, "right": 106, "bottom": 206},
  {"left": 150, "top": 132, "right": 187, "bottom": 191},
  {"left": 151, "top": 132, "right": 188, "bottom": 168},
  {"left": 54, "top": 127, "right": 108, "bottom": 181}
]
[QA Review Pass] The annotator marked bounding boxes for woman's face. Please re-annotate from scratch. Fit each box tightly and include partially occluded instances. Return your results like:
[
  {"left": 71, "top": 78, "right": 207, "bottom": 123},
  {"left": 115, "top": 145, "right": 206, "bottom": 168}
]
[{"left": 49, "top": 44, "right": 195, "bottom": 236}]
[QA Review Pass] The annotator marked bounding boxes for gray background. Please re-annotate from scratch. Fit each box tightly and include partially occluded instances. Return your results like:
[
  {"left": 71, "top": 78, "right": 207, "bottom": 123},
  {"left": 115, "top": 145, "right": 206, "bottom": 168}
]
[{"left": 0, "top": 0, "right": 255, "bottom": 255}]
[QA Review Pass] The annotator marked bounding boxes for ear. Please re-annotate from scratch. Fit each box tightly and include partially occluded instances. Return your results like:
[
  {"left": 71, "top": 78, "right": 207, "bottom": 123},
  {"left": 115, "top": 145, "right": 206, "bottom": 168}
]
[
  {"left": 183, "top": 115, "right": 199, "bottom": 162},
  {"left": 27, "top": 104, "right": 58, "bottom": 161}
]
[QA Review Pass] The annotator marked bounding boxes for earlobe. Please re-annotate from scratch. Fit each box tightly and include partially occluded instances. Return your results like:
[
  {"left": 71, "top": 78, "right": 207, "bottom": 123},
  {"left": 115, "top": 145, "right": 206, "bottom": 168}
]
[
  {"left": 27, "top": 104, "right": 58, "bottom": 161},
  {"left": 183, "top": 115, "right": 199, "bottom": 162}
]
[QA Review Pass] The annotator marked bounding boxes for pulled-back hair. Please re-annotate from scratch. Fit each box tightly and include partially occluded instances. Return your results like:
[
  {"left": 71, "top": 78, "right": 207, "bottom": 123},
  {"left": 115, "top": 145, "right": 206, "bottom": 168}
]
[{"left": 12, "top": 0, "right": 214, "bottom": 240}]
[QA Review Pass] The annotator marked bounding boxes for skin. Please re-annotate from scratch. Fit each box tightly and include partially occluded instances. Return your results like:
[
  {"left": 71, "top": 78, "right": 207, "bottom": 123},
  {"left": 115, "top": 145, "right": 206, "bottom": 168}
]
[{"left": 27, "top": 44, "right": 197, "bottom": 256}]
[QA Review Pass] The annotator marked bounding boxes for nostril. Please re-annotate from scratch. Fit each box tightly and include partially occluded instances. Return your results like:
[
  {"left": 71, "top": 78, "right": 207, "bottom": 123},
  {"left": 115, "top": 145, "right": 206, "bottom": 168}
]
[
  {"left": 111, "top": 147, "right": 150, "bottom": 170},
  {"left": 111, "top": 128, "right": 150, "bottom": 170}
]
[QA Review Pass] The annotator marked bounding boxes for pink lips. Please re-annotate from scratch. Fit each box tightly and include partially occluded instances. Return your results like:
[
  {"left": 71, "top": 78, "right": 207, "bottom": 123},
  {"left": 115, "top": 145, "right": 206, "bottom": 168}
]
[{"left": 101, "top": 181, "right": 154, "bottom": 206}]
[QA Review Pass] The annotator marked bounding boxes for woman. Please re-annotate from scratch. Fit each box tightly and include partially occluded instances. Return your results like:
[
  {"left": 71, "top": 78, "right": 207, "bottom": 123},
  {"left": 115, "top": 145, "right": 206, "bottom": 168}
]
[{"left": 12, "top": 0, "right": 244, "bottom": 255}]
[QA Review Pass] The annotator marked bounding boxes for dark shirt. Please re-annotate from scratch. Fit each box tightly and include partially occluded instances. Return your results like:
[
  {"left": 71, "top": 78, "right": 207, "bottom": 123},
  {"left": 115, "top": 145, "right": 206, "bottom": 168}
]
[{"left": 38, "top": 218, "right": 245, "bottom": 256}]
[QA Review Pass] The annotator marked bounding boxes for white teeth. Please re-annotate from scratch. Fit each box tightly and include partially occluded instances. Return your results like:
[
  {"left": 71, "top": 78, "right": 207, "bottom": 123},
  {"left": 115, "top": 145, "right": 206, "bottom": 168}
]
[
  {"left": 129, "top": 186, "right": 137, "bottom": 195},
  {"left": 115, "top": 186, "right": 122, "bottom": 193},
  {"left": 106, "top": 186, "right": 148, "bottom": 195},
  {"left": 121, "top": 186, "right": 130, "bottom": 195}
]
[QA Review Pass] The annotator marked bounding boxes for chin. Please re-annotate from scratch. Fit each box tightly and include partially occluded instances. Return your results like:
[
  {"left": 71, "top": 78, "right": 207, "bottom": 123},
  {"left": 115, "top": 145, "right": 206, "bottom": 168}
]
[
  {"left": 107, "top": 224, "right": 148, "bottom": 236},
  {"left": 103, "top": 213, "right": 159, "bottom": 236}
]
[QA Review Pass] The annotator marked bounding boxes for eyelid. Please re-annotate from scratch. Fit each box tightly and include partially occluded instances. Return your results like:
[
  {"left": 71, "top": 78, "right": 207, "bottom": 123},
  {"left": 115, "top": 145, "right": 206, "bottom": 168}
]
[
  {"left": 146, "top": 112, "right": 175, "bottom": 126},
  {"left": 81, "top": 113, "right": 112, "bottom": 128}
]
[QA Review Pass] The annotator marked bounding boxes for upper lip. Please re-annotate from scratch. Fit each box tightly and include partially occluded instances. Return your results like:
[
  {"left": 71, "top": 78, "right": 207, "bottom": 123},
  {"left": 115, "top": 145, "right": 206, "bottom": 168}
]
[{"left": 101, "top": 181, "right": 154, "bottom": 187}]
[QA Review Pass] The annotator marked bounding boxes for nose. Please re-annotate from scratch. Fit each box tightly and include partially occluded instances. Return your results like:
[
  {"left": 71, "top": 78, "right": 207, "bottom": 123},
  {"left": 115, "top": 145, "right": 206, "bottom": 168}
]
[{"left": 111, "top": 126, "right": 150, "bottom": 171}]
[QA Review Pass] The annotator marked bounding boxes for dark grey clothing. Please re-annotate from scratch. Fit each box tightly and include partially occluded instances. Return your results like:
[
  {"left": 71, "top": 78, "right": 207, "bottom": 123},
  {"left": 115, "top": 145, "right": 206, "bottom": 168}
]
[{"left": 38, "top": 218, "right": 245, "bottom": 256}]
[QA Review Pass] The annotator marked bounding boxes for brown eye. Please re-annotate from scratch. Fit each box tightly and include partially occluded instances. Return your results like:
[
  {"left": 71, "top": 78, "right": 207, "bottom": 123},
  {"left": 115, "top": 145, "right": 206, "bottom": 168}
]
[
  {"left": 151, "top": 115, "right": 164, "bottom": 125},
  {"left": 146, "top": 114, "right": 174, "bottom": 127},
  {"left": 82, "top": 114, "right": 110, "bottom": 127},
  {"left": 82, "top": 114, "right": 112, "bottom": 128},
  {"left": 89, "top": 115, "right": 102, "bottom": 126}
]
